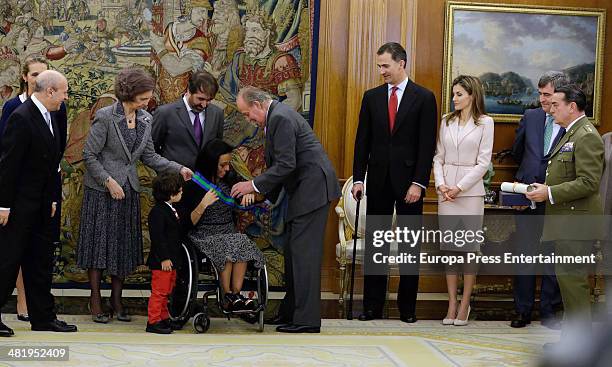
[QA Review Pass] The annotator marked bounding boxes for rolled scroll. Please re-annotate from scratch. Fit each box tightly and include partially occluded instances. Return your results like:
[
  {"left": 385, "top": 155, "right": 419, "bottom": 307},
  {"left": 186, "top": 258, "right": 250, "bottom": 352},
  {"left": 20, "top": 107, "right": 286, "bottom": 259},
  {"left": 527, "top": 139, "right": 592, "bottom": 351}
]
[{"left": 500, "top": 182, "right": 535, "bottom": 194}]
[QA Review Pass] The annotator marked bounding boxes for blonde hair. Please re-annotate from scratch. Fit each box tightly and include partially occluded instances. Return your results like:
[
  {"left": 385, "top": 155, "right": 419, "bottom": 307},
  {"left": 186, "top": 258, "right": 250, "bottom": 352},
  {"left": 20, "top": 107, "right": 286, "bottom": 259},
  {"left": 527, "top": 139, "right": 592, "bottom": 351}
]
[{"left": 447, "top": 75, "right": 486, "bottom": 126}]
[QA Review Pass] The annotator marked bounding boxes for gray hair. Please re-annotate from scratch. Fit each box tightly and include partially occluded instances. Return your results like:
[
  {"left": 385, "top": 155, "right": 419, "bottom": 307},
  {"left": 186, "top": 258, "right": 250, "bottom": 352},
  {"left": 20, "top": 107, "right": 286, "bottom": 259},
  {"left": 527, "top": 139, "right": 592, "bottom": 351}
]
[
  {"left": 537, "top": 71, "right": 569, "bottom": 89},
  {"left": 33, "top": 70, "right": 66, "bottom": 93},
  {"left": 238, "top": 86, "right": 272, "bottom": 105}
]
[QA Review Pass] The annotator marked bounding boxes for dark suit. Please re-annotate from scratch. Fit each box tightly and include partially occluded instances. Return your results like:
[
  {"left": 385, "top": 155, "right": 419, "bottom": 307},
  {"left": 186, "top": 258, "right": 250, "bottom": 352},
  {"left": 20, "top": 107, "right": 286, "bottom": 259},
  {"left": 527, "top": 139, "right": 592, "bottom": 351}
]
[
  {"left": 253, "top": 101, "right": 341, "bottom": 327},
  {"left": 511, "top": 107, "right": 563, "bottom": 320},
  {"left": 147, "top": 202, "right": 183, "bottom": 271},
  {"left": 0, "top": 98, "right": 65, "bottom": 324},
  {"left": 353, "top": 80, "right": 437, "bottom": 317},
  {"left": 0, "top": 97, "right": 67, "bottom": 242},
  {"left": 152, "top": 98, "right": 224, "bottom": 170}
]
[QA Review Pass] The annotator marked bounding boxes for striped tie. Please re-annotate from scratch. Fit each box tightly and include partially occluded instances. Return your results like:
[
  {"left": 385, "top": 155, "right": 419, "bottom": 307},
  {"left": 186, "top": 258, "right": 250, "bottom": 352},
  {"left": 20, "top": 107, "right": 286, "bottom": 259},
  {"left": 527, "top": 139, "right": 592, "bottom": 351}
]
[{"left": 543, "top": 115, "right": 554, "bottom": 155}]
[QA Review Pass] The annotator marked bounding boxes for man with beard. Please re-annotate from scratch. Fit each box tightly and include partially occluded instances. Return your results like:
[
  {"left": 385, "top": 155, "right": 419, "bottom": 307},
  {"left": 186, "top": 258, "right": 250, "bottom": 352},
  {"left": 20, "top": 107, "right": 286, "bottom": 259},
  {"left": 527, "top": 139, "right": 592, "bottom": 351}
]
[
  {"left": 218, "top": 8, "right": 303, "bottom": 111},
  {"left": 152, "top": 70, "right": 224, "bottom": 170}
]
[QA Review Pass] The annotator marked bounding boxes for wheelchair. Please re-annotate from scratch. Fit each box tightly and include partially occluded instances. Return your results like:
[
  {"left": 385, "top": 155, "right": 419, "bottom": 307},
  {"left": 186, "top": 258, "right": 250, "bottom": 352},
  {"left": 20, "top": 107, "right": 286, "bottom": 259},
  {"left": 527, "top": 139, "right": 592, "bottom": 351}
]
[{"left": 167, "top": 241, "right": 268, "bottom": 333}]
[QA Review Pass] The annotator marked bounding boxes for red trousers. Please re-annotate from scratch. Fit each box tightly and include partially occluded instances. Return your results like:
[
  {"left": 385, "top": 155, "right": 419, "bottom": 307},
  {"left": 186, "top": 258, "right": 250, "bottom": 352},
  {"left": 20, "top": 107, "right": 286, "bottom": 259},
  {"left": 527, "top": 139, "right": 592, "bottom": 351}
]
[{"left": 148, "top": 270, "right": 176, "bottom": 324}]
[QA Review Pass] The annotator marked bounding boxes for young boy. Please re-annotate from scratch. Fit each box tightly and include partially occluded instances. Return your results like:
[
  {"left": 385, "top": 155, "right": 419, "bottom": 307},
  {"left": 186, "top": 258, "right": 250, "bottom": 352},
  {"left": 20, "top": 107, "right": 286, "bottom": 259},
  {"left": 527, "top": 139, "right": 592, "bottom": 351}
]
[{"left": 146, "top": 172, "right": 184, "bottom": 334}]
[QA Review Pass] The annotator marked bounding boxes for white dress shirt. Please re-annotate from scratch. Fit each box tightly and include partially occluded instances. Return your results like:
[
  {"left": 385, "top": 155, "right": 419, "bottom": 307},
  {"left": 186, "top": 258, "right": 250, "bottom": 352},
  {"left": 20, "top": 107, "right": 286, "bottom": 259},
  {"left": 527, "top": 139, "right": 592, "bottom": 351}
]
[
  {"left": 183, "top": 95, "right": 205, "bottom": 131},
  {"left": 545, "top": 113, "right": 562, "bottom": 154},
  {"left": 31, "top": 94, "right": 53, "bottom": 136}
]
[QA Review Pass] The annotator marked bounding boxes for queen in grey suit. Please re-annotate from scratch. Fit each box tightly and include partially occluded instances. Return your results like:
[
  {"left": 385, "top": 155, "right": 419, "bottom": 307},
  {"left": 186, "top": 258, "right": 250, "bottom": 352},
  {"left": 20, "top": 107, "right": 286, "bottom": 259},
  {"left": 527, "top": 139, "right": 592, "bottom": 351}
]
[
  {"left": 232, "top": 86, "right": 341, "bottom": 333},
  {"left": 77, "top": 68, "right": 192, "bottom": 323}
]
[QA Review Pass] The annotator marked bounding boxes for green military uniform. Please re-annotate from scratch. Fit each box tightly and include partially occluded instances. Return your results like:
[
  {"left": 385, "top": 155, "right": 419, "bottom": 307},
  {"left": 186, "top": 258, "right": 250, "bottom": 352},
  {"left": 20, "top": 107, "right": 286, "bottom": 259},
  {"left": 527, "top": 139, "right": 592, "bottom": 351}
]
[{"left": 543, "top": 115, "right": 604, "bottom": 321}]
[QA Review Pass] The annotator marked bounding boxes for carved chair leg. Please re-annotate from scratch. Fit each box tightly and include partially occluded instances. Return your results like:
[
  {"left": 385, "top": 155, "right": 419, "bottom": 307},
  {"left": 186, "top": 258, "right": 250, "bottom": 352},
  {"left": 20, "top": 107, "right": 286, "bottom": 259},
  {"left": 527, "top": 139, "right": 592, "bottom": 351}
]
[{"left": 338, "top": 263, "right": 346, "bottom": 318}]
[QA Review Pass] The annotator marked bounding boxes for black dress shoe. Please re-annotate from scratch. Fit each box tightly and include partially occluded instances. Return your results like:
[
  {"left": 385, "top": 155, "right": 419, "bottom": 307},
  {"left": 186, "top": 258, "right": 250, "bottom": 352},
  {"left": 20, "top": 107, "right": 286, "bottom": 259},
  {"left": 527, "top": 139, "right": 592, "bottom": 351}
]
[
  {"left": 266, "top": 314, "right": 292, "bottom": 325},
  {"left": 162, "top": 319, "right": 183, "bottom": 331},
  {"left": 358, "top": 310, "right": 381, "bottom": 321},
  {"left": 541, "top": 318, "right": 562, "bottom": 330},
  {"left": 0, "top": 321, "right": 14, "bottom": 337},
  {"left": 276, "top": 324, "right": 320, "bottom": 333},
  {"left": 146, "top": 321, "right": 172, "bottom": 334},
  {"left": 400, "top": 314, "right": 417, "bottom": 323},
  {"left": 31, "top": 319, "right": 77, "bottom": 332},
  {"left": 510, "top": 314, "right": 531, "bottom": 328}
]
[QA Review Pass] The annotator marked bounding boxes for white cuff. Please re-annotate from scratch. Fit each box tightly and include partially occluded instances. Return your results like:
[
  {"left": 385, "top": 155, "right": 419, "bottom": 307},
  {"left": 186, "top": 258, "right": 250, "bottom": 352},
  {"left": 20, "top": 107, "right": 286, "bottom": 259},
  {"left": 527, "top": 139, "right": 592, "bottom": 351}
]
[
  {"left": 412, "top": 182, "right": 426, "bottom": 190},
  {"left": 0, "top": 207, "right": 10, "bottom": 211},
  {"left": 252, "top": 181, "right": 260, "bottom": 193},
  {"left": 548, "top": 187, "right": 555, "bottom": 204}
]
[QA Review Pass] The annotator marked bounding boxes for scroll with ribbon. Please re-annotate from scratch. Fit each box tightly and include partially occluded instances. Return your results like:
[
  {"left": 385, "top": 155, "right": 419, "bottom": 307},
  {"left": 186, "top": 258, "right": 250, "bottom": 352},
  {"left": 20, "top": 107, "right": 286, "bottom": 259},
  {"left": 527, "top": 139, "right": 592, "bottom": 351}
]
[
  {"left": 500, "top": 182, "right": 536, "bottom": 208},
  {"left": 191, "top": 172, "right": 268, "bottom": 215}
]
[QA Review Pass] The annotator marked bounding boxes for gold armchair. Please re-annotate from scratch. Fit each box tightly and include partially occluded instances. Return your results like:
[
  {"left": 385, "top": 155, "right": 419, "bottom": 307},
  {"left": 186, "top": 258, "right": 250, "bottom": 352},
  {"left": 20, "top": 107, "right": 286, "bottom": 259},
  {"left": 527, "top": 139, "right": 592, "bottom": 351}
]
[{"left": 335, "top": 176, "right": 397, "bottom": 317}]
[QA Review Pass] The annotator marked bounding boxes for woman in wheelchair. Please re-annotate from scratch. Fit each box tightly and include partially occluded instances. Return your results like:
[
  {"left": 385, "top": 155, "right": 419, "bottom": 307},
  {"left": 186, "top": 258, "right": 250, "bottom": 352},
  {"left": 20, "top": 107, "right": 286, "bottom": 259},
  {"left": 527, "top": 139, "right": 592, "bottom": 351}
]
[{"left": 176, "top": 139, "right": 265, "bottom": 312}]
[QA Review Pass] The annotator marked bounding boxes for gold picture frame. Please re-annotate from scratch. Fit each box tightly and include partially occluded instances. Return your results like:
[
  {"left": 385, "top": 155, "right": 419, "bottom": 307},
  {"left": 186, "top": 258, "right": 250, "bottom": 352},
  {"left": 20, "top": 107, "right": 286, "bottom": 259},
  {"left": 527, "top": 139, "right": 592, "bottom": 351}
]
[{"left": 442, "top": 1, "right": 606, "bottom": 124}]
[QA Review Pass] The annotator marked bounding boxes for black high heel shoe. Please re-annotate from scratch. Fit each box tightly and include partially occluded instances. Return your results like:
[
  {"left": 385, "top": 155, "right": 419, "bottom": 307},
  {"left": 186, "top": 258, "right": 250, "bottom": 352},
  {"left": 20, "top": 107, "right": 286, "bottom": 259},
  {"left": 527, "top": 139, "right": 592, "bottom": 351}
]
[
  {"left": 238, "top": 294, "right": 258, "bottom": 311},
  {"left": 109, "top": 301, "right": 131, "bottom": 322},
  {"left": 87, "top": 301, "right": 109, "bottom": 324},
  {"left": 224, "top": 293, "right": 245, "bottom": 312},
  {"left": 17, "top": 314, "right": 29, "bottom": 322}
]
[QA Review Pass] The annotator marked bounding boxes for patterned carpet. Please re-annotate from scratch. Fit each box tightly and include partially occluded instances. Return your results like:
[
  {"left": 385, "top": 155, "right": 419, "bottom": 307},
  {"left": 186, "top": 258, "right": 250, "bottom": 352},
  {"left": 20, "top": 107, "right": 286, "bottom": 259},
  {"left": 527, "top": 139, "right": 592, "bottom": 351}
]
[{"left": 0, "top": 315, "right": 559, "bottom": 366}]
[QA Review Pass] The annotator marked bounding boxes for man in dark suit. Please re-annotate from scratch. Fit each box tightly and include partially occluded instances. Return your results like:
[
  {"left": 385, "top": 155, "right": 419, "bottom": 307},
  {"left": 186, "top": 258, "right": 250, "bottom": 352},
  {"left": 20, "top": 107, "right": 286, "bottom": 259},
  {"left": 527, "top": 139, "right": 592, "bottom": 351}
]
[
  {"left": 152, "top": 70, "right": 224, "bottom": 170},
  {"left": 510, "top": 71, "right": 566, "bottom": 329},
  {"left": 352, "top": 42, "right": 437, "bottom": 323},
  {"left": 231, "top": 86, "right": 341, "bottom": 333},
  {"left": 0, "top": 70, "right": 77, "bottom": 336}
]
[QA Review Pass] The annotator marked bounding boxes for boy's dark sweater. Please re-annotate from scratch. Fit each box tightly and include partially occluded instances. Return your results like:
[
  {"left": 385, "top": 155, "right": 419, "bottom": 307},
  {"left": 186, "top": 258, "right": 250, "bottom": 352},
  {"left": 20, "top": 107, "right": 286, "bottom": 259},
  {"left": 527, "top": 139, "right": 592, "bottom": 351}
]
[{"left": 147, "top": 201, "right": 183, "bottom": 270}]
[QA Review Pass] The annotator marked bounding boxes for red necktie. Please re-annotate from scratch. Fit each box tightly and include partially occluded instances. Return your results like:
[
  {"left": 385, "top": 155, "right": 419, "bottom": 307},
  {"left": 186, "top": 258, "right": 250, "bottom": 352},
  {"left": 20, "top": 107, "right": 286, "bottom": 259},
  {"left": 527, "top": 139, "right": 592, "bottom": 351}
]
[{"left": 388, "top": 87, "right": 398, "bottom": 132}]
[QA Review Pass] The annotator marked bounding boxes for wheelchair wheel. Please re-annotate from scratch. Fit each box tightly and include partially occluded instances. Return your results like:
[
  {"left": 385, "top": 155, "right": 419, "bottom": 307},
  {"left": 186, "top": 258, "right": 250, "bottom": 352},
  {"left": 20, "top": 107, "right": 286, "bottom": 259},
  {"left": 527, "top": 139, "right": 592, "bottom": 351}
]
[
  {"left": 193, "top": 312, "right": 210, "bottom": 333},
  {"left": 257, "top": 265, "right": 269, "bottom": 308},
  {"left": 168, "top": 243, "right": 199, "bottom": 322},
  {"left": 258, "top": 310, "right": 265, "bottom": 332},
  {"left": 256, "top": 265, "right": 268, "bottom": 332}
]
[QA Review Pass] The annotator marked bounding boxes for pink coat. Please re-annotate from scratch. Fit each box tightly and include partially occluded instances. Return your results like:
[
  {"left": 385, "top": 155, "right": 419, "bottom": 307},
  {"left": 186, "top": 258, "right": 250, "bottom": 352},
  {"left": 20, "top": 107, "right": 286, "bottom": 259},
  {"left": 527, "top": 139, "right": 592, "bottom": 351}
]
[{"left": 433, "top": 114, "right": 494, "bottom": 198}]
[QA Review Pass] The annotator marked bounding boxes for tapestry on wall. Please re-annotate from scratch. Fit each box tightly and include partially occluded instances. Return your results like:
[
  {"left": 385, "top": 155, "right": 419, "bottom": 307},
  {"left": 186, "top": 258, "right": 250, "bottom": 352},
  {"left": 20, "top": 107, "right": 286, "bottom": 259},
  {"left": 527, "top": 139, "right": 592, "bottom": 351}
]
[{"left": 0, "top": 0, "right": 318, "bottom": 289}]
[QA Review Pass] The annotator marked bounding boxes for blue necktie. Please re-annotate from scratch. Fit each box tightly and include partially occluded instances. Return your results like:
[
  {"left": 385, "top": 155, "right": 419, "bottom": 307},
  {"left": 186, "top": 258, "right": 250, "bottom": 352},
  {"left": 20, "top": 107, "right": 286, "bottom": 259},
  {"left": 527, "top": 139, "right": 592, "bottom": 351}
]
[{"left": 543, "top": 115, "right": 554, "bottom": 155}]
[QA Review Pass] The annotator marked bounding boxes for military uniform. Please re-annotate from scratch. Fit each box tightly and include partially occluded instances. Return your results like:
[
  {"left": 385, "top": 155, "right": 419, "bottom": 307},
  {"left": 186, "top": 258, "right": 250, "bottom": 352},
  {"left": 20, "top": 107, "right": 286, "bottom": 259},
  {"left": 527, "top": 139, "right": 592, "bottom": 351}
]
[{"left": 543, "top": 115, "right": 604, "bottom": 321}]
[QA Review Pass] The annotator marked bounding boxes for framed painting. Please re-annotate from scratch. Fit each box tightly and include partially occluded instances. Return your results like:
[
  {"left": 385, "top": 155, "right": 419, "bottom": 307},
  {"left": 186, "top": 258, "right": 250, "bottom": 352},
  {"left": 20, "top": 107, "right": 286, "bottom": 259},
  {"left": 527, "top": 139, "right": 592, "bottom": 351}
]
[{"left": 442, "top": 2, "right": 606, "bottom": 124}]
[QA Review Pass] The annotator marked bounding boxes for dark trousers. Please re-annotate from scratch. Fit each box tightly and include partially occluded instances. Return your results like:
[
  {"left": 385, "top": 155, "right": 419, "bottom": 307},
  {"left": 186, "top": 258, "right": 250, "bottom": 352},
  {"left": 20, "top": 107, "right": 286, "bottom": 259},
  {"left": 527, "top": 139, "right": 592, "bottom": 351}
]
[
  {"left": 0, "top": 208, "right": 57, "bottom": 324},
  {"left": 148, "top": 270, "right": 177, "bottom": 324},
  {"left": 279, "top": 203, "right": 330, "bottom": 327},
  {"left": 513, "top": 205, "right": 561, "bottom": 319},
  {"left": 363, "top": 173, "right": 423, "bottom": 317}
]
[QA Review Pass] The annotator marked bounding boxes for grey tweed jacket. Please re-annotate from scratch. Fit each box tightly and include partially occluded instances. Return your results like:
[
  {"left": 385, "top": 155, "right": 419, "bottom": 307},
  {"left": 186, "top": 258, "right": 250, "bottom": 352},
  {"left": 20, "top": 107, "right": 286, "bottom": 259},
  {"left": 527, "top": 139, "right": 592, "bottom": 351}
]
[{"left": 83, "top": 102, "right": 182, "bottom": 192}]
